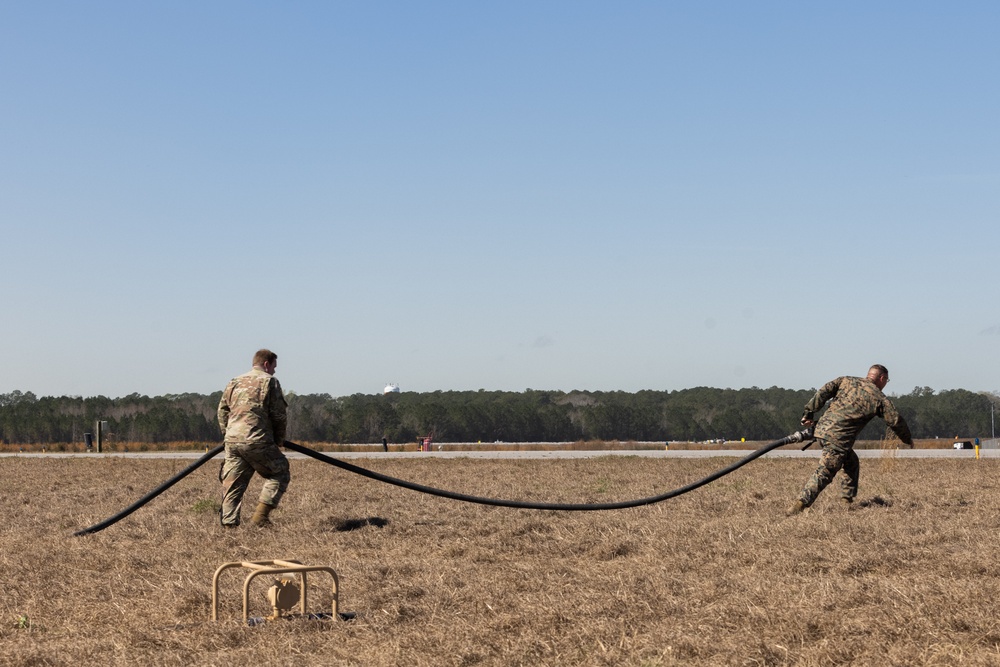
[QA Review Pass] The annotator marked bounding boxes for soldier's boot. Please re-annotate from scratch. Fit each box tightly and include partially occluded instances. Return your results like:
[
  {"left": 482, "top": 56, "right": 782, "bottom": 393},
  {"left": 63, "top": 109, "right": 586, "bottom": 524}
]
[
  {"left": 786, "top": 500, "right": 806, "bottom": 516},
  {"left": 840, "top": 497, "right": 854, "bottom": 508},
  {"left": 251, "top": 502, "right": 275, "bottom": 527}
]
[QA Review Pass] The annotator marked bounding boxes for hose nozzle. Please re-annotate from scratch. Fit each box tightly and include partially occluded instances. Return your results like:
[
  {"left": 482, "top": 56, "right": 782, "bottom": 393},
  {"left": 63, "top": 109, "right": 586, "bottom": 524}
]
[{"left": 795, "top": 426, "right": 817, "bottom": 450}]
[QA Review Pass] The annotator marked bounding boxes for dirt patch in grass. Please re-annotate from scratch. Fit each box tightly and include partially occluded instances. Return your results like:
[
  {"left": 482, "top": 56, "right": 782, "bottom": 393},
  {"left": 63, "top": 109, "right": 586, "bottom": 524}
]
[{"left": 3, "top": 455, "right": 1000, "bottom": 665}]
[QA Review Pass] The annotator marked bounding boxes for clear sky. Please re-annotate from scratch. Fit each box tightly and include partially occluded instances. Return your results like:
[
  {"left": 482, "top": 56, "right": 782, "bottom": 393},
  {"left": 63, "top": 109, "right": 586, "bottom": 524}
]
[{"left": 2, "top": 2, "right": 997, "bottom": 399}]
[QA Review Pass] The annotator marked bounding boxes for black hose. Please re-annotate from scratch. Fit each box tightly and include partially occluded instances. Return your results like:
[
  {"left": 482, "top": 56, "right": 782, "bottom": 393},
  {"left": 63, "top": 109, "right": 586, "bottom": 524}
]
[
  {"left": 74, "top": 430, "right": 812, "bottom": 535},
  {"left": 73, "top": 445, "right": 225, "bottom": 536},
  {"left": 283, "top": 430, "right": 811, "bottom": 511}
]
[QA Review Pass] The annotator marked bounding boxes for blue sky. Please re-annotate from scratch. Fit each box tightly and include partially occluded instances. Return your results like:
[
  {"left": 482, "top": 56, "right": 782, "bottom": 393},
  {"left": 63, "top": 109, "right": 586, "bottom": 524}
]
[{"left": 2, "top": 2, "right": 997, "bottom": 399}]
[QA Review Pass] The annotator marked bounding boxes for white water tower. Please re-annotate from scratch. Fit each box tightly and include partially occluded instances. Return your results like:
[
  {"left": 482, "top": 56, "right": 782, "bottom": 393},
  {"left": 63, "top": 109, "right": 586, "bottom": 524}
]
[{"left": 383, "top": 383, "right": 400, "bottom": 394}]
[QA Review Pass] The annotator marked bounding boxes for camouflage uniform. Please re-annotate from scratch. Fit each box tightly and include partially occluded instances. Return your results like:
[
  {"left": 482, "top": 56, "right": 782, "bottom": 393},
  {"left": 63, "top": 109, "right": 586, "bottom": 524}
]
[
  {"left": 797, "top": 376, "right": 912, "bottom": 507},
  {"left": 217, "top": 367, "right": 289, "bottom": 526}
]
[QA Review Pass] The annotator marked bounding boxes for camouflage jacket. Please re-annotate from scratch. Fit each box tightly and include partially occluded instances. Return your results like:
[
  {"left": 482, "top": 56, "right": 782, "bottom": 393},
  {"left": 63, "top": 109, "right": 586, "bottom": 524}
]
[
  {"left": 217, "top": 367, "right": 287, "bottom": 445},
  {"left": 803, "top": 376, "right": 913, "bottom": 450}
]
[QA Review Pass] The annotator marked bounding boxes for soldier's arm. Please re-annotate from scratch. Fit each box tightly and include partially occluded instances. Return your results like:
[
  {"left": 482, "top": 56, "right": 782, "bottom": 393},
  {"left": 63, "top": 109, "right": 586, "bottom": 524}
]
[
  {"left": 882, "top": 400, "right": 914, "bottom": 447},
  {"left": 802, "top": 378, "right": 841, "bottom": 423},
  {"left": 269, "top": 378, "right": 288, "bottom": 444},
  {"left": 217, "top": 386, "right": 232, "bottom": 435}
]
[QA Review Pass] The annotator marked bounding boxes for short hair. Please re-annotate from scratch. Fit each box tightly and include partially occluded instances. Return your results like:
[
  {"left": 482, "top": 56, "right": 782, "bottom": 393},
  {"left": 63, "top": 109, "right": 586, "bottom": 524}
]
[
  {"left": 869, "top": 364, "right": 888, "bottom": 378},
  {"left": 253, "top": 349, "right": 278, "bottom": 367}
]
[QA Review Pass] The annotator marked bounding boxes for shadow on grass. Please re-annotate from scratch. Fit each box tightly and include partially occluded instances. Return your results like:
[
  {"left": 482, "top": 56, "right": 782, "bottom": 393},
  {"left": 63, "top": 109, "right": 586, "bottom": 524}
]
[
  {"left": 858, "top": 496, "right": 892, "bottom": 508},
  {"left": 334, "top": 517, "right": 390, "bottom": 532}
]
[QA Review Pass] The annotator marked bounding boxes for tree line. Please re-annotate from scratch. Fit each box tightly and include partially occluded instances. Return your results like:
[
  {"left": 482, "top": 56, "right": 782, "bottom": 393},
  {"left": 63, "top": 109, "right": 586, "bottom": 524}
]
[{"left": 1, "top": 386, "right": 996, "bottom": 446}]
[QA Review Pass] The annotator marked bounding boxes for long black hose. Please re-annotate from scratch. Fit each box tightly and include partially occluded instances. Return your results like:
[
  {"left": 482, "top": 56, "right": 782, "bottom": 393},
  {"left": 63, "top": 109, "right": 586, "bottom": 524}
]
[
  {"left": 73, "top": 445, "right": 225, "bottom": 536},
  {"left": 282, "top": 430, "right": 811, "bottom": 511},
  {"left": 73, "top": 430, "right": 812, "bottom": 535}
]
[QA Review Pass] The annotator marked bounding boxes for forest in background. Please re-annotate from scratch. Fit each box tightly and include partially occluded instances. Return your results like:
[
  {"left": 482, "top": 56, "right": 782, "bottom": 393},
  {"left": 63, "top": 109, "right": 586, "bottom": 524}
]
[{"left": 1, "top": 386, "right": 996, "bottom": 446}]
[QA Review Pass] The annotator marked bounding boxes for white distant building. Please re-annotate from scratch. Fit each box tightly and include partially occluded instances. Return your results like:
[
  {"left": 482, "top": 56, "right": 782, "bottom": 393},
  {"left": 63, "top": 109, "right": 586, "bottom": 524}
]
[{"left": 384, "top": 383, "right": 401, "bottom": 394}]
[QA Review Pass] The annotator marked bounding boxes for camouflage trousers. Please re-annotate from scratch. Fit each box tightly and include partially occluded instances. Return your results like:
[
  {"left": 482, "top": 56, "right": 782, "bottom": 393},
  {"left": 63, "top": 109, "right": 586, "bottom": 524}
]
[
  {"left": 797, "top": 443, "right": 859, "bottom": 507},
  {"left": 220, "top": 442, "right": 290, "bottom": 526}
]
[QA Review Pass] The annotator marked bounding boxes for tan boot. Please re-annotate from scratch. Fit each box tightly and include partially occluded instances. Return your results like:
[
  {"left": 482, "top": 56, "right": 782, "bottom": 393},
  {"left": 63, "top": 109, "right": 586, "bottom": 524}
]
[
  {"left": 251, "top": 502, "right": 274, "bottom": 527},
  {"left": 786, "top": 500, "right": 806, "bottom": 516},
  {"left": 840, "top": 497, "right": 854, "bottom": 508}
]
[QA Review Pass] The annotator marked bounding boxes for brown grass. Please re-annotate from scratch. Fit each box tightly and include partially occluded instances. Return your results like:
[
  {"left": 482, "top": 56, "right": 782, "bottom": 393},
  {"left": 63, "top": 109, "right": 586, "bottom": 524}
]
[{"left": 3, "top": 454, "right": 1000, "bottom": 666}]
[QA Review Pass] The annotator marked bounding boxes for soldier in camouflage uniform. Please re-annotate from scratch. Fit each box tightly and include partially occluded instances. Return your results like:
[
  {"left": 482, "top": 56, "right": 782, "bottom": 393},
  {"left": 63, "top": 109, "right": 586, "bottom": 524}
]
[
  {"left": 788, "top": 364, "right": 913, "bottom": 515},
  {"left": 217, "top": 349, "right": 290, "bottom": 527}
]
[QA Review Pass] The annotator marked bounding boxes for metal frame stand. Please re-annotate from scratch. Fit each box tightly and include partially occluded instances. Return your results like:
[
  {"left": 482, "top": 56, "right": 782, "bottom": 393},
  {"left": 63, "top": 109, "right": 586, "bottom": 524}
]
[{"left": 211, "top": 559, "right": 340, "bottom": 623}]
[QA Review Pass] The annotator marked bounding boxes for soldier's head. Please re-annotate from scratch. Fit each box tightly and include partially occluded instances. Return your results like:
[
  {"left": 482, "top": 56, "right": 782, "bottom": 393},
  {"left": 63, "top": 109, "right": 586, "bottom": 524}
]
[
  {"left": 253, "top": 349, "right": 278, "bottom": 375},
  {"left": 867, "top": 364, "right": 889, "bottom": 390}
]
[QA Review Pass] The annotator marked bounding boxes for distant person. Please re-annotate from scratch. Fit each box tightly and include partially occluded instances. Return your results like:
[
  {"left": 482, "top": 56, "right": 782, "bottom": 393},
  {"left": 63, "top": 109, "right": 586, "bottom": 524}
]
[
  {"left": 788, "top": 364, "right": 913, "bottom": 515},
  {"left": 217, "top": 349, "right": 290, "bottom": 527}
]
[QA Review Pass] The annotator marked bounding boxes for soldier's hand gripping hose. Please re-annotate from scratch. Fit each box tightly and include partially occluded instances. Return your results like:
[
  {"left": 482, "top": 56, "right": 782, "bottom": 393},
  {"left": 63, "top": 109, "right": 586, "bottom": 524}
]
[{"left": 798, "top": 417, "right": 817, "bottom": 450}]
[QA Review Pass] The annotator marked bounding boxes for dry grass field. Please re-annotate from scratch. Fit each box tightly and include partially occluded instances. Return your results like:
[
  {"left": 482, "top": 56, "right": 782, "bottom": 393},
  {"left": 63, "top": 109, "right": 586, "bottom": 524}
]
[{"left": 3, "top": 451, "right": 1000, "bottom": 666}]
